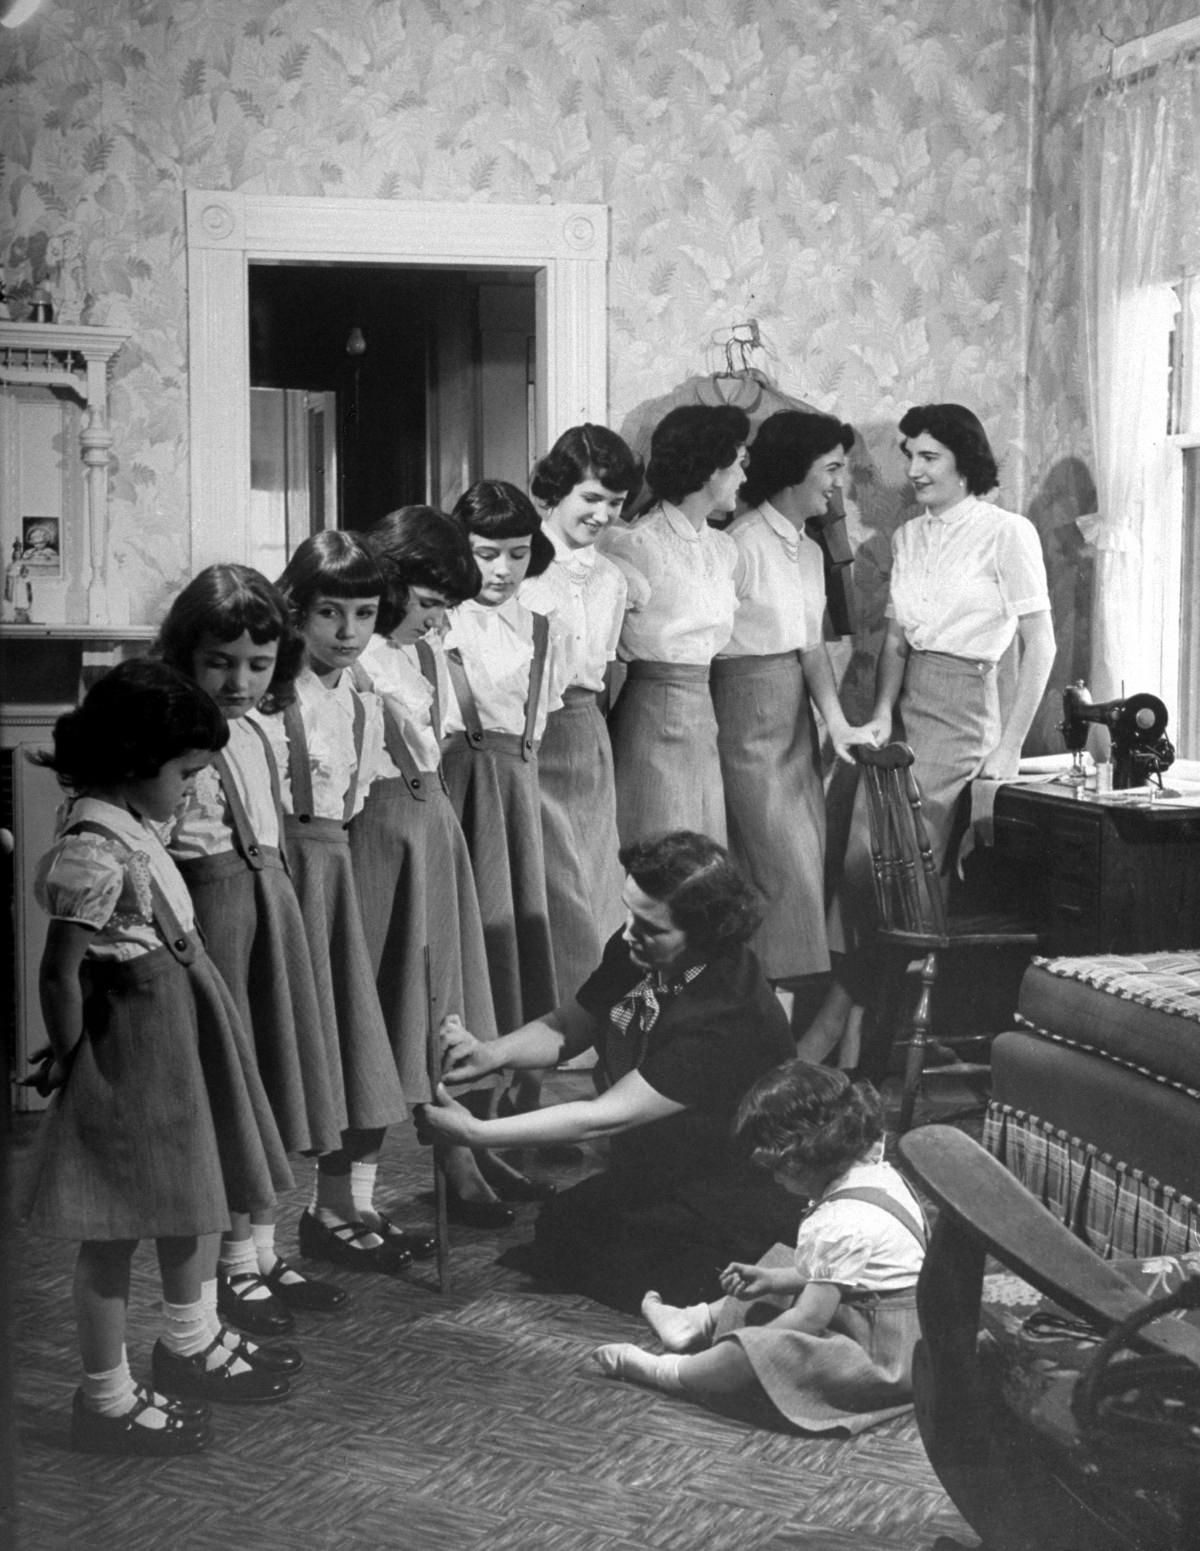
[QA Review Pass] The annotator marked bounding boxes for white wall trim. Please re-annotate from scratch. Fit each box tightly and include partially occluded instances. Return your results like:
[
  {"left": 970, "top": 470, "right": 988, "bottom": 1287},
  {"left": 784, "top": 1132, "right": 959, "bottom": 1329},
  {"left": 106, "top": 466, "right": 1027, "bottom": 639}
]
[
  {"left": 1111, "top": 17, "right": 1200, "bottom": 80},
  {"left": 184, "top": 190, "right": 609, "bottom": 569}
]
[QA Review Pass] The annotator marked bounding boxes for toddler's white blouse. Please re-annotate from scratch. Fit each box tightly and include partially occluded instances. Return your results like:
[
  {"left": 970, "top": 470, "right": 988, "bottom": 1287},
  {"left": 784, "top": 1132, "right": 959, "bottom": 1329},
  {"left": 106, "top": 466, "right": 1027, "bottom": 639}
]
[
  {"left": 520, "top": 529, "right": 628, "bottom": 692},
  {"left": 253, "top": 667, "right": 380, "bottom": 822},
  {"left": 720, "top": 501, "right": 826, "bottom": 657},
  {"left": 601, "top": 502, "right": 738, "bottom": 665},
  {"left": 442, "top": 596, "right": 566, "bottom": 741},
  {"left": 794, "top": 1156, "right": 925, "bottom": 1292},
  {"left": 35, "top": 796, "right": 195, "bottom": 960},
  {"left": 887, "top": 495, "right": 1050, "bottom": 663},
  {"left": 168, "top": 715, "right": 281, "bottom": 857}
]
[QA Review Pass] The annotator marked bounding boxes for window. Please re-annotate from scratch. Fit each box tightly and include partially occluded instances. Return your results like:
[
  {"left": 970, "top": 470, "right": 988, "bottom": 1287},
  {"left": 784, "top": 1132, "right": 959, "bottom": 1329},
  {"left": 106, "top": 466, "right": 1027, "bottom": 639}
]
[{"left": 1169, "top": 276, "right": 1200, "bottom": 758}]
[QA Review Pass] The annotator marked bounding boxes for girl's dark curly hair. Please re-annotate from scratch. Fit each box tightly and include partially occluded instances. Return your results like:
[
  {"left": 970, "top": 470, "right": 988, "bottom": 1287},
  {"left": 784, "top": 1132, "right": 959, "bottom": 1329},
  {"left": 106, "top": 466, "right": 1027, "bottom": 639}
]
[
  {"left": 898, "top": 403, "right": 999, "bottom": 497},
  {"left": 40, "top": 657, "right": 228, "bottom": 790},
  {"left": 618, "top": 830, "right": 761, "bottom": 957},
  {"left": 154, "top": 563, "right": 303, "bottom": 715},
  {"left": 529, "top": 424, "right": 643, "bottom": 510},
  {"left": 645, "top": 404, "right": 750, "bottom": 505},
  {"left": 734, "top": 1061, "right": 884, "bottom": 1175},
  {"left": 450, "top": 480, "right": 554, "bottom": 578},
  {"left": 362, "top": 506, "right": 482, "bottom": 634},
  {"left": 740, "top": 410, "right": 855, "bottom": 510},
  {"left": 275, "top": 530, "right": 386, "bottom": 622}
]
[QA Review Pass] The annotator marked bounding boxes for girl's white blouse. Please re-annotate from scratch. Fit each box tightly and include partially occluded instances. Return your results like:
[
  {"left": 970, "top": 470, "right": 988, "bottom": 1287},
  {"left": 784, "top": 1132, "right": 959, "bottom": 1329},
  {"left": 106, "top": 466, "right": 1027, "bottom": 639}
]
[
  {"left": 794, "top": 1157, "right": 925, "bottom": 1292},
  {"left": 357, "top": 632, "right": 458, "bottom": 776},
  {"left": 252, "top": 666, "right": 380, "bottom": 822},
  {"left": 720, "top": 500, "right": 826, "bottom": 656},
  {"left": 442, "top": 596, "right": 567, "bottom": 741},
  {"left": 520, "top": 529, "right": 628, "bottom": 692},
  {"left": 168, "top": 715, "right": 281, "bottom": 857},
  {"left": 601, "top": 502, "right": 738, "bottom": 664},
  {"left": 35, "top": 795, "right": 195, "bottom": 960}
]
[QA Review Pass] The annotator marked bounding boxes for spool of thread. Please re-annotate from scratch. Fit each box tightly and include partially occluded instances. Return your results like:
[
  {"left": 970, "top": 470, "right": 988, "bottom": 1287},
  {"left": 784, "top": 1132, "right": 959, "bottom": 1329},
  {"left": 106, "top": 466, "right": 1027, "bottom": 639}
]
[{"left": 30, "top": 291, "right": 53, "bottom": 324}]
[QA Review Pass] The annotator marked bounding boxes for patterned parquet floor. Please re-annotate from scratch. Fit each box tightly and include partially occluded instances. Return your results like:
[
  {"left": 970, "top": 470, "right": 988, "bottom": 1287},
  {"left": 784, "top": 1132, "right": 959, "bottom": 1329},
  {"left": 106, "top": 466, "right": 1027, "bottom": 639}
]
[{"left": 3, "top": 1073, "right": 978, "bottom": 1551}]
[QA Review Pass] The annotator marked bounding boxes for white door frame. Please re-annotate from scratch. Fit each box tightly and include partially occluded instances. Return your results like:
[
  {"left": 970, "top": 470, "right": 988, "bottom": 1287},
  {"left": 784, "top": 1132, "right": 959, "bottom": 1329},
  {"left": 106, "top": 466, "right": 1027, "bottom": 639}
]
[{"left": 184, "top": 190, "right": 609, "bottom": 568}]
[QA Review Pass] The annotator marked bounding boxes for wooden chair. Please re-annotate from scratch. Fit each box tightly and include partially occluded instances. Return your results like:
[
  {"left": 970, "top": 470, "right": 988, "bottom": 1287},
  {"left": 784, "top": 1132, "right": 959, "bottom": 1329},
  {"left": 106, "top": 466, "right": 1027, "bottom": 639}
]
[
  {"left": 854, "top": 741, "right": 1039, "bottom": 1132},
  {"left": 899, "top": 1125, "right": 1200, "bottom": 1551}
]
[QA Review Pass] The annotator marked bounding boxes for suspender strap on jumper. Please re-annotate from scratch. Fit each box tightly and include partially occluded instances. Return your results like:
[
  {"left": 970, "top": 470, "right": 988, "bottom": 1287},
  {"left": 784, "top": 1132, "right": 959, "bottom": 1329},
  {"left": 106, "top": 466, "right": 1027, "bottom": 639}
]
[
  {"left": 445, "top": 611, "right": 549, "bottom": 764},
  {"left": 282, "top": 687, "right": 367, "bottom": 825},
  {"left": 65, "top": 820, "right": 197, "bottom": 963},
  {"left": 820, "top": 1185, "right": 929, "bottom": 1249}
]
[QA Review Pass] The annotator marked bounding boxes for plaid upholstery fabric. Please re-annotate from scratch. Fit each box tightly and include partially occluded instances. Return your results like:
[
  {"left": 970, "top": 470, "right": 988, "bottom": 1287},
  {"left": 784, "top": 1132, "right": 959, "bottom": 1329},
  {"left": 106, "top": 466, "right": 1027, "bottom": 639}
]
[{"left": 985, "top": 1104, "right": 1200, "bottom": 1260}]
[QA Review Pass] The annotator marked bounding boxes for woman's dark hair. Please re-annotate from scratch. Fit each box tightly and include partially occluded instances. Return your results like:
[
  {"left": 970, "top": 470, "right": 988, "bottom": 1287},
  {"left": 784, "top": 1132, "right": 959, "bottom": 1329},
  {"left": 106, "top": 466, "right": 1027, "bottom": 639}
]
[
  {"left": 39, "top": 657, "right": 228, "bottom": 790},
  {"left": 734, "top": 1061, "right": 885, "bottom": 1175},
  {"left": 645, "top": 405, "right": 751, "bottom": 505},
  {"left": 362, "top": 506, "right": 482, "bottom": 634},
  {"left": 275, "top": 530, "right": 386, "bottom": 621},
  {"left": 740, "top": 410, "right": 855, "bottom": 509},
  {"left": 450, "top": 480, "right": 554, "bottom": 578},
  {"left": 529, "top": 424, "right": 643, "bottom": 510},
  {"left": 898, "top": 403, "right": 998, "bottom": 497},
  {"left": 154, "top": 562, "right": 303, "bottom": 715},
  {"left": 618, "top": 830, "right": 761, "bottom": 957}
]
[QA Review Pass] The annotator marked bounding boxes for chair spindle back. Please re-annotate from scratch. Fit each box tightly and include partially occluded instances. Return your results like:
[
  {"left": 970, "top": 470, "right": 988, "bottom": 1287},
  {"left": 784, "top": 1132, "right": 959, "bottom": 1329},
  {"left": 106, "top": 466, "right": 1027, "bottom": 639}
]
[{"left": 854, "top": 741, "right": 949, "bottom": 939}]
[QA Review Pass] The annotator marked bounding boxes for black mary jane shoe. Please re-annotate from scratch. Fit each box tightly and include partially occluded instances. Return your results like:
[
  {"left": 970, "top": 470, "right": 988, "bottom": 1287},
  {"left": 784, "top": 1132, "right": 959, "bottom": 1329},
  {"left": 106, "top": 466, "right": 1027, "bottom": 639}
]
[
  {"left": 151, "top": 1337, "right": 291, "bottom": 1405},
  {"left": 372, "top": 1213, "right": 437, "bottom": 1260},
  {"left": 297, "top": 1208, "right": 412, "bottom": 1273},
  {"left": 217, "top": 1327, "right": 304, "bottom": 1375},
  {"left": 71, "top": 1388, "right": 212, "bottom": 1458},
  {"left": 261, "top": 1255, "right": 350, "bottom": 1311},
  {"left": 217, "top": 1269, "right": 296, "bottom": 1337},
  {"left": 476, "top": 1150, "right": 558, "bottom": 1202},
  {"left": 445, "top": 1190, "right": 516, "bottom": 1229}
]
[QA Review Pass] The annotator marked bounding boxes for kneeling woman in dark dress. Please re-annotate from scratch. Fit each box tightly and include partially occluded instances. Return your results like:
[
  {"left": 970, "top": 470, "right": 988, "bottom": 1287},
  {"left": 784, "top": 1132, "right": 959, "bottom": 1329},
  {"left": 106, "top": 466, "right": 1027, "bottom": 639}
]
[{"left": 423, "top": 831, "right": 800, "bottom": 1312}]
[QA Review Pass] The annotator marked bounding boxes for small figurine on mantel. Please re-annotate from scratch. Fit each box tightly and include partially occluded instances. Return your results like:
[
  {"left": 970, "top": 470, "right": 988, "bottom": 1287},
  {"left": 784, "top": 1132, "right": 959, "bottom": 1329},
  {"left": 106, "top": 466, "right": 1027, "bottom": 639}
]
[{"left": 5, "top": 541, "right": 34, "bottom": 624}]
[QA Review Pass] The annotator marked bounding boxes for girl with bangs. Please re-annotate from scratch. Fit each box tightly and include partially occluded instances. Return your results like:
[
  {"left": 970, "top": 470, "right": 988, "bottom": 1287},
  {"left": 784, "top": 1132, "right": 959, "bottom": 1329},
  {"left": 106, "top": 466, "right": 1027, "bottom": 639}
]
[
  {"left": 443, "top": 481, "right": 569, "bottom": 1133},
  {"left": 158, "top": 564, "right": 350, "bottom": 1344},
  {"left": 266, "top": 533, "right": 415, "bottom": 1274}
]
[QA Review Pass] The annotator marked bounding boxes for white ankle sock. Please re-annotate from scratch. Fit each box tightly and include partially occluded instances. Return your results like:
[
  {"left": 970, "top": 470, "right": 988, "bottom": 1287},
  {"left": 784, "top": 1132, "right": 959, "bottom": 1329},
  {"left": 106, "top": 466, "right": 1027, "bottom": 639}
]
[
  {"left": 640, "top": 1291, "right": 715, "bottom": 1352},
  {"left": 81, "top": 1350, "right": 138, "bottom": 1417},
  {"left": 350, "top": 1161, "right": 378, "bottom": 1218},
  {"left": 161, "top": 1298, "right": 210, "bottom": 1358},
  {"left": 592, "top": 1344, "right": 685, "bottom": 1393},
  {"left": 219, "top": 1234, "right": 270, "bottom": 1300}
]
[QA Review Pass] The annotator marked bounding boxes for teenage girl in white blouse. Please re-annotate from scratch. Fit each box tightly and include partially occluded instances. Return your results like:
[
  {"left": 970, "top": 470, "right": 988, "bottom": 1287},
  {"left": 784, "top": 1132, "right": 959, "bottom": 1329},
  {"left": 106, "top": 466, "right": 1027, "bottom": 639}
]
[
  {"left": 602, "top": 404, "right": 750, "bottom": 848},
  {"left": 522, "top": 424, "right": 641, "bottom": 998},
  {"left": 802, "top": 404, "right": 1055, "bottom": 1068},
  {"left": 713, "top": 412, "right": 866, "bottom": 986}
]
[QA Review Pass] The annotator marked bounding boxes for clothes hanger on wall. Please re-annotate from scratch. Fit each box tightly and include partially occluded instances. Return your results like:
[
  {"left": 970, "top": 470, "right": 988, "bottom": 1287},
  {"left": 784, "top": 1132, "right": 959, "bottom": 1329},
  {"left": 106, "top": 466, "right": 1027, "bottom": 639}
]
[{"left": 695, "top": 321, "right": 767, "bottom": 413}]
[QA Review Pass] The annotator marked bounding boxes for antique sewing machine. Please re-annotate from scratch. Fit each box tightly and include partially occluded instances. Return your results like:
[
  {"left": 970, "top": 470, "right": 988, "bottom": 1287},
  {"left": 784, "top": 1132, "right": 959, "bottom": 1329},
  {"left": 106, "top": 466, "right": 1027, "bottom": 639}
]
[{"left": 1059, "top": 681, "right": 1176, "bottom": 790}]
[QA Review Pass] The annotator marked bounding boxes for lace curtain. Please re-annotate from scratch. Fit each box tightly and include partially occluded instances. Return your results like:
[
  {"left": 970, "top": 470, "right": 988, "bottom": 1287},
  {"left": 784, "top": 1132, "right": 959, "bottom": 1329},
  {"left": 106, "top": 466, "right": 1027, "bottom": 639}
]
[{"left": 1081, "top": 57, "right": 1200, "bottom": 702}]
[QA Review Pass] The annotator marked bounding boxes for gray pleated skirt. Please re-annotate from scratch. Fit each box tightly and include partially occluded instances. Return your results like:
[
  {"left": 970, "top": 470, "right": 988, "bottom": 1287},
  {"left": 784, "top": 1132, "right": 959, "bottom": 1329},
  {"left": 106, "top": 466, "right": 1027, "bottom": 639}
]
[
  {"left": 713, "top": 1244, "right": 919, "bottom": 1433},
  {"left": 442, "top": 733, "right": 559, "bottom": 1030},
  {"left": 19, "top": 938, "right": 294, "bottom": 1239},
  {"left": 350, "top": 774, "right": 498, "bottom": 1103},
  {"left": 179, "top": 849, "right": 348, "bottom": 1155},
  {"left": 283, "top": 815, "right": 408, "bottom": 1132},
  {"left": 609, "top": 661, "right": 726, "bottom": 847},
  {"left": 538, "top": 688, "right": 626, "bottom": 999},
  {"left": 712, "top": 652, "right": 828, "bottom": 980}
]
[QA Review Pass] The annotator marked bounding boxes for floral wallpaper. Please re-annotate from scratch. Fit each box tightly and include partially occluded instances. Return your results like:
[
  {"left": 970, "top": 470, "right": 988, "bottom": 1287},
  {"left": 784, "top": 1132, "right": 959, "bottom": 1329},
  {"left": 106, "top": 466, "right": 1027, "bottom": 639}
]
[{"left": 2, "top": 0, "right": 1037, "bottom": 651}]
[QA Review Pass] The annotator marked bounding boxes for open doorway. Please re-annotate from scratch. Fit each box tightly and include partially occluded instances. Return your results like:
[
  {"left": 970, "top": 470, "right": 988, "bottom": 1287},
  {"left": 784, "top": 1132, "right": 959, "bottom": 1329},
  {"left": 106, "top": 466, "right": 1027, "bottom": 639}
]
[
  {"left": 185, "top": 192, "right": 608, "bottom": 574},
  {"left": 247, "top": 263, "right": 536, "bottom": 576}
]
